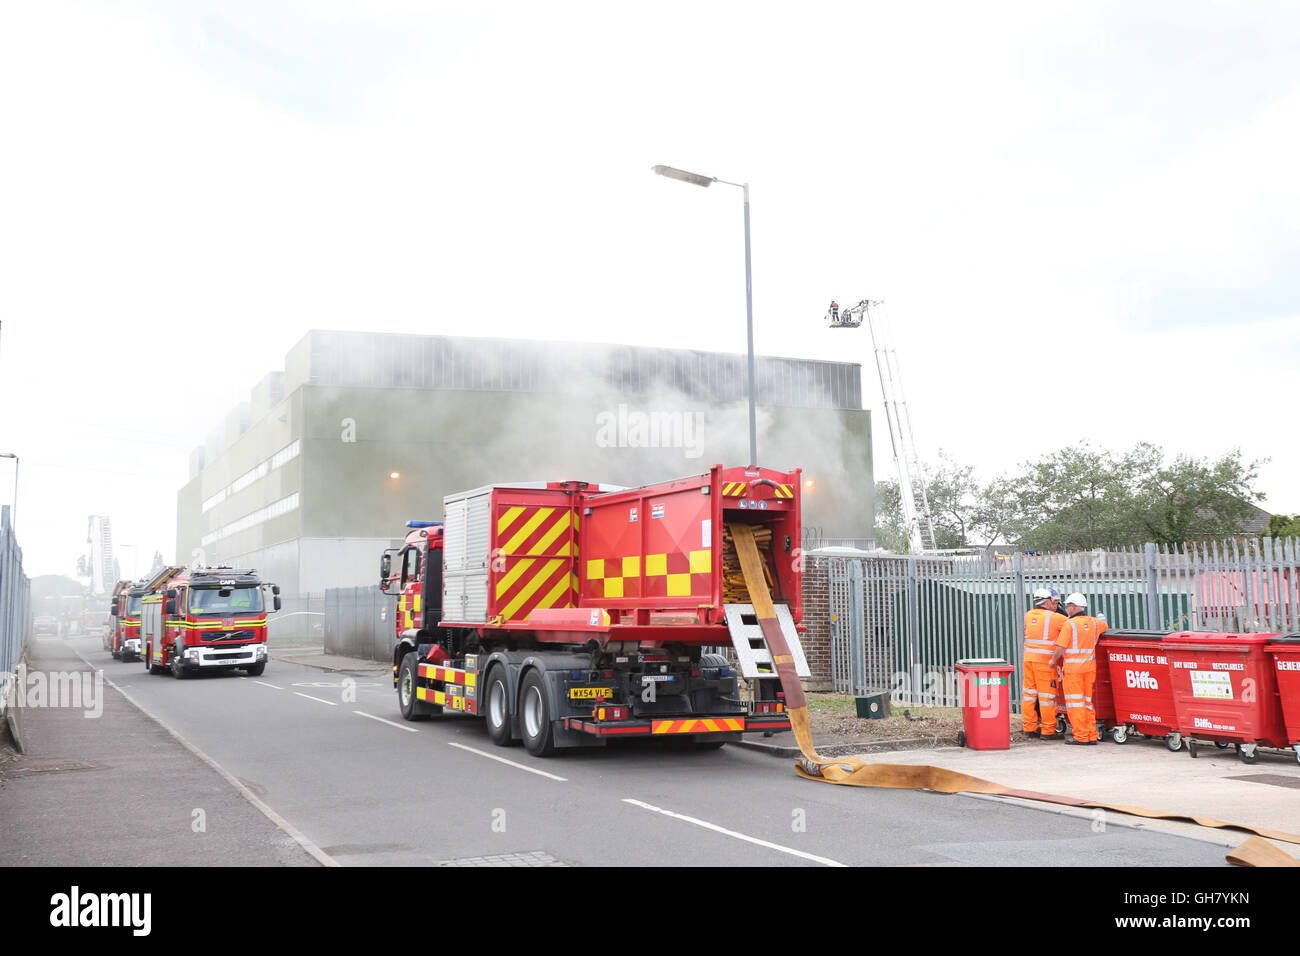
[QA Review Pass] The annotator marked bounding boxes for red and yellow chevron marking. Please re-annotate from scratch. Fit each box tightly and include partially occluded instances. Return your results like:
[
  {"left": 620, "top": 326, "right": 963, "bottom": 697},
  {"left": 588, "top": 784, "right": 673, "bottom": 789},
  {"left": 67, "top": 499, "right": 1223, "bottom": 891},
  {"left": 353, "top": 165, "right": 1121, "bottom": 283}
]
[
  {"left": 495, "top": 505, "right": 579, "bottom": 621},
  {"left": 644, "top": 549, "right": 712, "bottom": 598},
  {"left": 651, "top": 717, "right": 744, "bottom": 735},
  {"left": 721, "top": 481, "right": 793, "bottom": 498},
  {"left": 418, "top": 662, "right": 477, "bottom": 687}
]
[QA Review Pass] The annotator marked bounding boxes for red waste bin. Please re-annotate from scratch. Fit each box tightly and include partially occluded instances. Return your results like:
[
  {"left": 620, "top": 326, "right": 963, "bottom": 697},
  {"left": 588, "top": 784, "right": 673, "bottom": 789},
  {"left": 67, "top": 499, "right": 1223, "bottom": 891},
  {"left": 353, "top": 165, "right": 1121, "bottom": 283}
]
[
  {"left": 1093, "top": 640, "right": 1116, "bottom": 737},
  {"left": 1098, "top": 630, "right": 1182, "bottom": 750},
  {"left": 1264, "top": 635, "right": 1300, "bottom": 766},
  {"left": 1163, "top": 632, "right": 1288, "bottom": 764},
  {"left": 956, "top": 658, "right": 1014, "bottom": 750}
]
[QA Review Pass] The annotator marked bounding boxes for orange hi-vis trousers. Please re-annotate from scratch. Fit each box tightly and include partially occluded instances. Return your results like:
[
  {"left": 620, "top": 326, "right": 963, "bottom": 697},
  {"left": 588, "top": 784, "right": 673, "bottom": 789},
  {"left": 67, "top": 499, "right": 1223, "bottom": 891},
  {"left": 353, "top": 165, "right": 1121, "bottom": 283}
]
[
  {"left": 1021, "top": 661, "right": 1060, "bottom": 736},
  {"left": 1063, "top": 669, "right": 1098, "bottom": 742}
]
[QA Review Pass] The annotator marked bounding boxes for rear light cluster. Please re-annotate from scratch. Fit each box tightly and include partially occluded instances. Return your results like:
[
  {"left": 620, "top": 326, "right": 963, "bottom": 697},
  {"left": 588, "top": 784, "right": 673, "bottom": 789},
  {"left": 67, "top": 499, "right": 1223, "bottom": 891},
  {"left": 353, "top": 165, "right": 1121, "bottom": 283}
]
[
  {"left": 593, "top": 705, "right": 629, "bottom": 721},
  {"left": 753, "top": 701, "right": 785, "bottom": 715}
]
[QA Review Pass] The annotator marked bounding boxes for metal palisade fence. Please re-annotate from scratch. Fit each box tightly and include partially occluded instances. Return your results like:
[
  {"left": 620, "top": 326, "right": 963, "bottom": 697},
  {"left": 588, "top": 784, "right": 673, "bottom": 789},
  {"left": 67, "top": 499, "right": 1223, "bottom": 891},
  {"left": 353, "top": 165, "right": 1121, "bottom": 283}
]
[
  {"left": 826, "top": 537, "right": 1300, "bottom": 710},
  {"left": 323, "top": 586, "right": 391, "bottom": 661},
  {"left": 0, "top": 506, "right": 31, "bottom": 717}
]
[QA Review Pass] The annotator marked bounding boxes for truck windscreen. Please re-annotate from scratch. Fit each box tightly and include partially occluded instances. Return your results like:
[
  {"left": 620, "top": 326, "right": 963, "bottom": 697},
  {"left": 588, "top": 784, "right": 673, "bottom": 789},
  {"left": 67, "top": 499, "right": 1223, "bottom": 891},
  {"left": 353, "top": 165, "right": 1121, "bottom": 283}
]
[
  {"left": 188, "top": 586, "right": 265, "bottom": 616},
  {"left": 127, "top": 596, "right": 142, "bottom": 615}
]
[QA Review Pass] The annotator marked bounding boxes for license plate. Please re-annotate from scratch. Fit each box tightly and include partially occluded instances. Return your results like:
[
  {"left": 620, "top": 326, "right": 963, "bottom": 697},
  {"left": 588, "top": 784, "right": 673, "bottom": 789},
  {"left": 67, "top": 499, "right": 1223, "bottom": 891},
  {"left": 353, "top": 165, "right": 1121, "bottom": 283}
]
[{"left": 569, "top": 687, "right": 614, "bottom": 700}]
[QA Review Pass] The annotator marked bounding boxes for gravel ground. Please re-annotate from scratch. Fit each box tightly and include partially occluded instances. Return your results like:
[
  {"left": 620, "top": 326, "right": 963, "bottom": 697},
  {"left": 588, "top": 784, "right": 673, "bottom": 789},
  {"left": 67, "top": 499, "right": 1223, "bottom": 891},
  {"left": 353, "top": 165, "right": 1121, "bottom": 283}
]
[{"left": 800, "top": 693, "right": 1042, "bottom": 748}]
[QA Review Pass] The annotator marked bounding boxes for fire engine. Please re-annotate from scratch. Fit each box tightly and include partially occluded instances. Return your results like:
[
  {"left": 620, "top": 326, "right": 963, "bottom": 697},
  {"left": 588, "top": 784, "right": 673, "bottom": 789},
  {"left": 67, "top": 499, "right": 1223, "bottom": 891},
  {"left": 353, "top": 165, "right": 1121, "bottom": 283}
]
[
  {"left": 140, "top": 567, "right": 281, "bottom": 678},
  {"left": 382, "top": 464, "right": 810, "bottom": 756},
  {"left": 105, "top": 579, "right": 133, "bottom": 659}
]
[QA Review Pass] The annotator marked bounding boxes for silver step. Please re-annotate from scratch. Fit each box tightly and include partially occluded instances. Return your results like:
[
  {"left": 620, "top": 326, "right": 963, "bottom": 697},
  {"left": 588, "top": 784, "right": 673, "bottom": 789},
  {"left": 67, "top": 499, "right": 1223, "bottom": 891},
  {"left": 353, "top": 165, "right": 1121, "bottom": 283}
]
[{"left": 722, "top": 603, "right": 812, "bottom": 680}]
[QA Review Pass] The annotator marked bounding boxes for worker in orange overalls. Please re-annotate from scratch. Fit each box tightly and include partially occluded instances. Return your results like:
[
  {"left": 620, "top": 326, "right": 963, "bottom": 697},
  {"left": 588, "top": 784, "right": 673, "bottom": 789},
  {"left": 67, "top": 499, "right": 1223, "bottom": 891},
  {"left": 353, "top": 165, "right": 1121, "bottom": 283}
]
[
  {"left": 1050, "top": 592, "right": 1107, "bottom": 745},
  {"left": 1022, "top": 587, "right": 1066, "bottom": 739}
]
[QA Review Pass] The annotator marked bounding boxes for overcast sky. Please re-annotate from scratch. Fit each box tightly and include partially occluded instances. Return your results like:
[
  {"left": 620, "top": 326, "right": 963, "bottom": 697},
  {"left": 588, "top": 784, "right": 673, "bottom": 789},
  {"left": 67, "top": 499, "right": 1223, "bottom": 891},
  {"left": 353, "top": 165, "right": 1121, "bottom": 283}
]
[{"left": 2, "top": 0, "right": 1297, "bottom": 579}]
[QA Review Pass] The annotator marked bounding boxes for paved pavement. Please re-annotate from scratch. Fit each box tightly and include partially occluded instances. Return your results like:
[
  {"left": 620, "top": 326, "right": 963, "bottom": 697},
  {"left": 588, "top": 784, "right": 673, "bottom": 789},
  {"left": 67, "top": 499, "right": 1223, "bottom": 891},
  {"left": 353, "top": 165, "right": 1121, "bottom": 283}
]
[{"left": 0, "top": 638, "right": 320, "bottom": 867}]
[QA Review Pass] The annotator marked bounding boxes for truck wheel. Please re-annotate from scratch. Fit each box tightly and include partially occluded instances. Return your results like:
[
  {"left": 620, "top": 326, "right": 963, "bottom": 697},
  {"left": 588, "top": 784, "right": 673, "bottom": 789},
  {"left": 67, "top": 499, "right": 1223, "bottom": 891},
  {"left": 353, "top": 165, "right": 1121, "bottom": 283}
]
[
  {"left": 244, "top": 662, "right": 266, "bottom": 677},
  {"left": 171, "top": 645, "right": 190, "bottom": 679},
  {"left": 519, "top": 669, "right": 556, "bottom": 757},
  {"left": 484, "top": 665, "right": 513, "bottom": 746},
  {"left": 398, "top": 652, "right": 430, "bottom": 721}
]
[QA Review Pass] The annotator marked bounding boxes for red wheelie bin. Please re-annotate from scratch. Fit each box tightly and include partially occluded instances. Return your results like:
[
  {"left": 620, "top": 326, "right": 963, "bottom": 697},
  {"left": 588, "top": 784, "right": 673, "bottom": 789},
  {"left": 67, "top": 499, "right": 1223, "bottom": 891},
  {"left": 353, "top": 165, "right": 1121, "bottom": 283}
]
[
  {"left": 1164, "top": 632, "right": 1288, "bottom": 764},
  {"left": 1099, "top": 629, "right": 1182, "bottom": 751},
  {"left": 1264, "top": 634, "right": 1300, "bottom": 766},
  {"left": 956, "top": 658, "right": 1014, "bottom": 750}
]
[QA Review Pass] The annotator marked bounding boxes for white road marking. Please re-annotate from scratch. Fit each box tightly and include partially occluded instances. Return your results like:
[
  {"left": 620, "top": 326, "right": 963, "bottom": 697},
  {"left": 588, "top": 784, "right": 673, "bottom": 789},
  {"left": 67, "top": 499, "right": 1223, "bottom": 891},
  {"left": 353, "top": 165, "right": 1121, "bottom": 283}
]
[
  {"left": 447, "top": 742, "right": 567, "bottom": 782},
  {"left": 621, "top": 798, "right": 847, "bottom": 867},
  {"left": 354, "top": 710, "right": 419, "bottom": 733},
  {"left": 251, "top": 680, "right": 284, "bottom": 690},
  {"left": 294, "top": 692, "right": 337, "bottom": 706}
]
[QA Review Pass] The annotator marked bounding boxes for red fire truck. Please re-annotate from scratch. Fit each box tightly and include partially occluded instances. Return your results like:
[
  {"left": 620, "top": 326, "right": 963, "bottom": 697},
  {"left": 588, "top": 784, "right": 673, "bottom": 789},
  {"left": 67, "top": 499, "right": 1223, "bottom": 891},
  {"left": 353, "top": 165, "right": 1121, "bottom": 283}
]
[
  {"left": 140, "top": 567, "right": 281, "bottom": 678},
  {"left": 382, "top": 464, "right": 810, "bottom": 756},
  {"left": 106, "top": 579, "right": 133, "bottom": 659}
]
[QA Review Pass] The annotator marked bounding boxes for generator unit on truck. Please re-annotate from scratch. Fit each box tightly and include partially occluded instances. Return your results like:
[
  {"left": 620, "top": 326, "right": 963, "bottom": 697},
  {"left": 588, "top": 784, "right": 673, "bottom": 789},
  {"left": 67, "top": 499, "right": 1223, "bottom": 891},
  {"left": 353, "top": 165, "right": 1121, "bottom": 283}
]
[
  {"left": 141, "top": 567, "right": 281, "bottom": 678},
  {"left": 382, "top": 464, "right": 811, "bottom": 756}
]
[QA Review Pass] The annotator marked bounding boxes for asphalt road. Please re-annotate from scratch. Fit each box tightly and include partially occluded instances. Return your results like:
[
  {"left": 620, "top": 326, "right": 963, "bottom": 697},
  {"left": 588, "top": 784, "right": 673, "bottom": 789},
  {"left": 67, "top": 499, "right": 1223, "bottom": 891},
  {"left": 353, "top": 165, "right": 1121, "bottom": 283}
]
[{"left": 62, "top": 635, "right": 1232, "bottom": 867}]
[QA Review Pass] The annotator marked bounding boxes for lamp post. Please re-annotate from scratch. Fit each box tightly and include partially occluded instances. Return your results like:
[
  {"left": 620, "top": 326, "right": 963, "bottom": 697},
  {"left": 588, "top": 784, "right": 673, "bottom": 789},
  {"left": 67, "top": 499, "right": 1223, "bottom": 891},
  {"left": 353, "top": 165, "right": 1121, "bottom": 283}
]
[
  {"left": 0, "top": 452, "right": 16, "bottom": 533},
  {"left": 652, "top": 165, "right": 757, "bottom": 467}
]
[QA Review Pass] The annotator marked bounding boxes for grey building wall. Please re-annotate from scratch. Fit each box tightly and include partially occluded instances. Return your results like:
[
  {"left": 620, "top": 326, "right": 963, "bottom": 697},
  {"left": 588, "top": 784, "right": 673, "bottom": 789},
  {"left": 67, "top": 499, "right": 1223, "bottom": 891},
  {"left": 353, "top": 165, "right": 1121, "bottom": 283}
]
[{"left": 177, "top": 331, "right": 874, "bottom": 600}]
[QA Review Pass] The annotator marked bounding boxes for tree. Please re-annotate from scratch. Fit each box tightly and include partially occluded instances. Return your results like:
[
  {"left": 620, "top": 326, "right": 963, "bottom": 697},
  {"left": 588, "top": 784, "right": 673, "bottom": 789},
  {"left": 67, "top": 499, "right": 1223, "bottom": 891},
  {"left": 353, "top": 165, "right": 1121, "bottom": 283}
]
[
  {"left": 1264, "top": 514, "right": 1300, "bottom": 539},
  {"left": 873, "top": 443, "right": 1267, "bottom": 553},
  {"left": 1129, "top": 447, "right": 1265, "bottom": 545},
  {"left": 874, "top": 451, "right": 1014, "bottom": 551},
  {"left": 1008, "top": 443, "right": 1135, "bottom": 551}
]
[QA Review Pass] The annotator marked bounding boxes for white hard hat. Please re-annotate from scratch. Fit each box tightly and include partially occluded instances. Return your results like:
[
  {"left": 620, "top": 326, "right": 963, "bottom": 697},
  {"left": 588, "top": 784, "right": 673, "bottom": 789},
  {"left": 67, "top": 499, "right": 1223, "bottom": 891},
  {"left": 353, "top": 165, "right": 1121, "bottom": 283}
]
[
  {"left": 1065, "top": 592, "right": 1087, "bottom": 608},
  {"left": 1032, "top": 587, "right": 1053, "bottom": 600}
]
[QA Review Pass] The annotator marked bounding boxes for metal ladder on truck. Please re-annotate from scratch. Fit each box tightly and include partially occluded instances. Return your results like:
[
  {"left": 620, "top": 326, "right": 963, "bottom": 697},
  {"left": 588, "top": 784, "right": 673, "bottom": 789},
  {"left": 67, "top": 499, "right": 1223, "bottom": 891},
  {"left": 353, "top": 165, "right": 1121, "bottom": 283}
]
[{"left": 721, "top": 523, "right": 811, "bottom": 700}]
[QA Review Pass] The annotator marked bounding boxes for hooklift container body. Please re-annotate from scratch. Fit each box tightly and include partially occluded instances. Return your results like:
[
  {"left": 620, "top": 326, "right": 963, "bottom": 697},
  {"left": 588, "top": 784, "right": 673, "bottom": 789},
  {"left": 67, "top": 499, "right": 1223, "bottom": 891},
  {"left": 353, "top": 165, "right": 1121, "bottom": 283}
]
[
  {"left": 1263, "top": 635, "right": 1300, "bottom": 758},
  {"left": 390, "top": 465, "right": 804, "bottom": 752},
  {"left": 1099, "top": 631, "right": 1179, "bottom": 744},
  {"left": 1164, "top": 632, "right": 1288, "bottom": 750},
  {"left": 438, "top": 465, "right": 803, "bottom": 640}
]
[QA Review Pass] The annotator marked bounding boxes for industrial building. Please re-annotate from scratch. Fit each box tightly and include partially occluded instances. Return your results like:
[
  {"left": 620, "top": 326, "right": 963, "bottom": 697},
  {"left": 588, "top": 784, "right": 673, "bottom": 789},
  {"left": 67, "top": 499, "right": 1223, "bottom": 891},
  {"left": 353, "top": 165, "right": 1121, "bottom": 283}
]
[{"left": 176, "top": 331, "right": 874, "bottom": 601}]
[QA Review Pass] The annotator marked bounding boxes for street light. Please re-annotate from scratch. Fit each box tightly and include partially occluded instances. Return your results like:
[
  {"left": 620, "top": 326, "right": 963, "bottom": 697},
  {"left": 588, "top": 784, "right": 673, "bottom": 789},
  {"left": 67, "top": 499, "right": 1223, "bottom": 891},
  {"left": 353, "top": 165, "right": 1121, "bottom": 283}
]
[
  {"left": 0, "top": 453, "right": 16, "bottom": 532},
  {"left": 652, "top": 164, "right": 758, "bottom": 466}
]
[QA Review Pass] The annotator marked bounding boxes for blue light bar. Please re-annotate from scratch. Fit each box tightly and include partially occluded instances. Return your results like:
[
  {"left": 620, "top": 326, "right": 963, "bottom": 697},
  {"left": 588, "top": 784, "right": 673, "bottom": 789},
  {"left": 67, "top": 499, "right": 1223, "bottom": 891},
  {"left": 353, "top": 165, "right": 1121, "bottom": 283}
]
[{"left": 406, "top": 521, "right": 442, "bottom": 529}]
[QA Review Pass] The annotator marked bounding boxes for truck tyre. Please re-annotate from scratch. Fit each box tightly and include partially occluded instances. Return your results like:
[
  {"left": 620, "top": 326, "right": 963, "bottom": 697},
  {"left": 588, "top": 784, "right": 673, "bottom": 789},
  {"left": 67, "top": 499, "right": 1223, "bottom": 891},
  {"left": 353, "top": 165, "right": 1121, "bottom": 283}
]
[
  {"left": 244, "top": 662, "right": 266, "bottom": 677},
  {"left": 398, "top": 652, "right": 431, "bottom": 721},
  {"left": 519, "top": 669, "right": 556, "bottom": 757},
  {"left": 171, "top": 644, "right": 190, "bottom": 679},
  {"left": 484, "top": 665, "right": 514, "bottom": 746}
]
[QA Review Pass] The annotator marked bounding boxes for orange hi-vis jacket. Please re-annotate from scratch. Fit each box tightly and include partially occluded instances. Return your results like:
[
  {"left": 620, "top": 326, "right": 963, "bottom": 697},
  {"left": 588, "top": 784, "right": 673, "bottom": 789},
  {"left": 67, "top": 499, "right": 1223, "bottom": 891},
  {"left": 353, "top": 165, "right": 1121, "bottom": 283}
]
[
  {"left": 1055, "top": 613, "right": 1108, "bottom": 673},
  {"left": 1023, "top": 608, "right": 1066, "bottom": 664}
]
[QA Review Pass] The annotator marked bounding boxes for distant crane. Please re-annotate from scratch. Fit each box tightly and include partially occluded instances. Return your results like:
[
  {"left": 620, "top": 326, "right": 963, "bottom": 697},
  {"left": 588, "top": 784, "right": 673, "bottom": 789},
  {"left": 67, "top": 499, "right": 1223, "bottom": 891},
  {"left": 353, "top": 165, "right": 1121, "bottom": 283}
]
[{"left": 826, "top": 299, "right": 936, "bottom": 553}]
